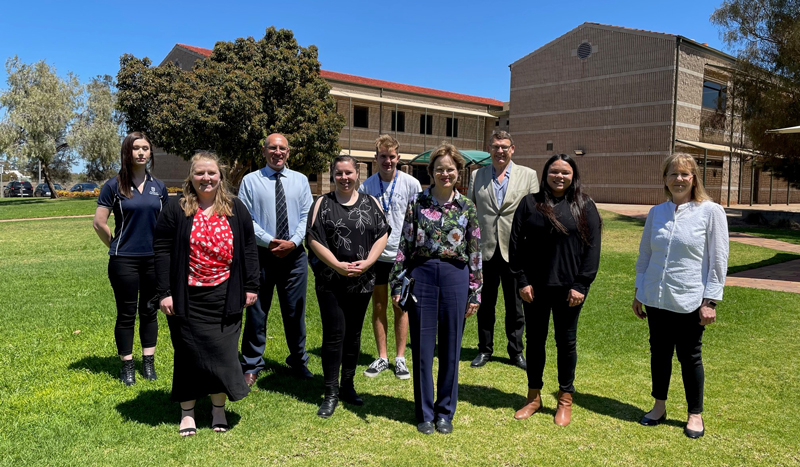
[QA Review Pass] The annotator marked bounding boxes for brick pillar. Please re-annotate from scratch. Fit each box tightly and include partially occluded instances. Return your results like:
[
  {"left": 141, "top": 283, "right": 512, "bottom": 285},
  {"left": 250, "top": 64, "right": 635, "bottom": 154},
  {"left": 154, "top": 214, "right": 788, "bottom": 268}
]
[
  {"left": 400, "top": 164, "right": 411, "bottom": 174},
  {"left": 321, "top": 169, "right": 331, "bottom": 194},
  {"left": 357, "top": 162, "right": 368, "bottom": 189}
]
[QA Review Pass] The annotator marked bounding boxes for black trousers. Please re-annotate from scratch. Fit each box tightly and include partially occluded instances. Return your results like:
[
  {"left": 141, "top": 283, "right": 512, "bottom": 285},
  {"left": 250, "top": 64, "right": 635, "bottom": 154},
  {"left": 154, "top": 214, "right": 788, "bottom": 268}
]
[
  {"left": 316, "top": 288, "right": 372, "bottom": 388},
  {"left": 241, "top": 247, "right": 309, "bottom": 374},
  {"left": 524, "top": 286, "right": 582, "bottom": 393},
  {"left": 476, "top": 247, "right": 525, "bottom": 357},
  {"left": 107, "top": 255, "right": 158, "bottom": 356},
  {"left": 646, "top": 306, "right": 706, "bottom": 414}
]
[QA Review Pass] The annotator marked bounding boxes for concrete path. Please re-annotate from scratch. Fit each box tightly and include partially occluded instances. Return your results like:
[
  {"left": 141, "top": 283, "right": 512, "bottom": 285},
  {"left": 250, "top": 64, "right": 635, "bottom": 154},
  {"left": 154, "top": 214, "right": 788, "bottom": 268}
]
[{"left": 597, "top": 203, "right": 800, "bottom": 294}]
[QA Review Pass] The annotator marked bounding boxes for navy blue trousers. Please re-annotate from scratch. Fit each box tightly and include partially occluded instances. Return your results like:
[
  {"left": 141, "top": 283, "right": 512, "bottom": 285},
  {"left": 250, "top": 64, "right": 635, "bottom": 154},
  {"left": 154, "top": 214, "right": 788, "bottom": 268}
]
[
  {"left": 408, "top": 259, "right": 469, "bottom": 423},
  {"left": 241, "top": 246, "right": 309, "bottom": 374}
]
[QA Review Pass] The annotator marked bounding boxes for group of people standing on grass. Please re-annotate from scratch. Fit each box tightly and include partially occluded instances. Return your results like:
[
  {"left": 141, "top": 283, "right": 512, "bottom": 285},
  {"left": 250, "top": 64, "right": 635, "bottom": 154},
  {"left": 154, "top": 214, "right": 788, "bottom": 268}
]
[{"left": 93, "top": 129, "right": 728, "bottom": 439}]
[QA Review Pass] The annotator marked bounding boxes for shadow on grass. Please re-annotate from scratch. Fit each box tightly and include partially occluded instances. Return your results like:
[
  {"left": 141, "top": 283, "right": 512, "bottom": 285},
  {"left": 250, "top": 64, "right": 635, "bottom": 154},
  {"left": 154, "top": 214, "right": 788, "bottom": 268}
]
[
  {"left": 255, "top": 358, "right": 417, "bottom": 425},
  {"left": 727, "top": 252, "right": 800, "bottom": 274},
  {"left": 69, "top": 355, "right": 125, "bottom": 379},
  {"left": 459, "top": 384, "right": 551, "bottom": 414},
  {"left": 116, "top": 389, "right": 243, "bottom": 429},
  {"left": 307, "top": 346, "right": 375, "bottom": 367},
  {"left": 568, "top": 391, "right": 668, "bottom": 424}
]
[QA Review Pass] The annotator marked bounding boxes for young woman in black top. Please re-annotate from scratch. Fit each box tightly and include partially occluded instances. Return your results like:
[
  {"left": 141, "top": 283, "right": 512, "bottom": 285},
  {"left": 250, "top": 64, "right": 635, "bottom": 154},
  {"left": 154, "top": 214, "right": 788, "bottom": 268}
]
[
  {"left": 93, "top": 132, "right": 168, "bottom": 386},
  {"left": 509, "top": 154, "right": 602, "bottom": 426},
  {"left": 307, "top": 155, "right": 389, "bottom": 418}
]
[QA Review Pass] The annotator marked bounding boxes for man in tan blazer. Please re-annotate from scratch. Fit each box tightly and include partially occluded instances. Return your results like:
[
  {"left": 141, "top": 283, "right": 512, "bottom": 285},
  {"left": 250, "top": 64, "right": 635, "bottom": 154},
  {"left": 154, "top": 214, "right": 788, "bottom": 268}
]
[{"left": 467, "top": 131, "right": 539, "bottom": 370}]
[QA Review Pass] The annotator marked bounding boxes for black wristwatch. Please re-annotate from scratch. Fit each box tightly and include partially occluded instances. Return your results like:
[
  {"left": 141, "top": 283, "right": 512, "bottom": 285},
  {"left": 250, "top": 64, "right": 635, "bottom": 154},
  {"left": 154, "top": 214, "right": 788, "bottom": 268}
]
[{"left": 706, "top": 300, "right": 717, "bottom": 309}]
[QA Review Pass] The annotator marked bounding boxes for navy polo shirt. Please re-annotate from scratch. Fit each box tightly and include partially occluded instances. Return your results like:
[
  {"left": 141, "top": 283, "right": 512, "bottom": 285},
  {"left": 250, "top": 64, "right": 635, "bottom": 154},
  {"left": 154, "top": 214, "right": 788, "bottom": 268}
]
[{"left": 97, "top": 174, "right": 169, "bottom": 256}]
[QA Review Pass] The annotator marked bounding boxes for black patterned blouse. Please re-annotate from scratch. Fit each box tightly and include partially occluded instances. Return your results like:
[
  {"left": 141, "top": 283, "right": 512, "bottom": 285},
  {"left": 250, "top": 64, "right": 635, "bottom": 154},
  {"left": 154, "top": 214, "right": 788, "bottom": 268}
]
[{"left": 307, "top": 192, "right": 390, "bottom": 293}]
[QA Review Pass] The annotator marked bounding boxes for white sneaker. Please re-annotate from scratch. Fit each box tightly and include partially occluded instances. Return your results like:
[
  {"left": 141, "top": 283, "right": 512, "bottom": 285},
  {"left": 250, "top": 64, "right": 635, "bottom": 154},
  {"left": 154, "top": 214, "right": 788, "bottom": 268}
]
[
  {"left": 394, "top": 358, "right": 410, "bottom": 380},
  {"left": 364, "top": 358, "right": 389, "bottom": 377}
]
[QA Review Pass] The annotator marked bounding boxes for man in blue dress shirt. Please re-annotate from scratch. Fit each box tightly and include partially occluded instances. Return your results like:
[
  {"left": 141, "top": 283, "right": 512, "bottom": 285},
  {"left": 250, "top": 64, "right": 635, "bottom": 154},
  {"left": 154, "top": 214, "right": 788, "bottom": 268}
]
[{"left": 239, "top": 133, "right": 314, "bottom": 384}]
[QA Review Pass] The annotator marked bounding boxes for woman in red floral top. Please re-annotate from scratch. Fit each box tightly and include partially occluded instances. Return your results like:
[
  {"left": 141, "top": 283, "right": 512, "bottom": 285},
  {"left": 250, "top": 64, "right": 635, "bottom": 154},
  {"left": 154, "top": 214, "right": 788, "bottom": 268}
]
[
  {"left": 154, "top": 152, "right": 259, "bottom": 436},
  {"left": 389, "top": 143, "right": 482, "bottom": 435}
]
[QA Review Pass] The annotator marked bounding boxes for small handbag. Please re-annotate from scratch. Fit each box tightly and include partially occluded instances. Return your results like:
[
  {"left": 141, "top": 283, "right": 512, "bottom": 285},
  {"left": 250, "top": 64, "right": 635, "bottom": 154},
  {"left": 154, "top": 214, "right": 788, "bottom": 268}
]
[{"left": 396, "top": 269, "right": 416, "bottom": 311}]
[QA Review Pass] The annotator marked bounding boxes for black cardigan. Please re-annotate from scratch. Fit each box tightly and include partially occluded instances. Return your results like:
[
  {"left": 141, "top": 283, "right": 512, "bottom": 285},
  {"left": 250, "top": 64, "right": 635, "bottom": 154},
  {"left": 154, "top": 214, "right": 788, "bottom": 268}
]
[
  {"left": 508, "top": 192, "right": 602, "bottom": 295},
  {"left": 153, "top": 197, "right": 260, "bottom": 317}
]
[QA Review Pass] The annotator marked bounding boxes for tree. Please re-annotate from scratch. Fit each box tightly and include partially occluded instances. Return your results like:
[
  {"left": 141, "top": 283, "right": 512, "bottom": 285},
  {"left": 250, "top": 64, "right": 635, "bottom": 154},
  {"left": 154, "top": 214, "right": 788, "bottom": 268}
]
[
  {"left": 23, "top": 138, "right": 76, "bottom": 184},
  {"left": 69, "top": 75, "right": 124, "bottom": 183},
  {"left": 712, "top": 0, "right": 800, "bottom": 187},
  {"left": 0, "top": 57, "right": 81, "bottom": 198},
  {"left": 116, "top": 27, "right": 345, "bottom": 185}
]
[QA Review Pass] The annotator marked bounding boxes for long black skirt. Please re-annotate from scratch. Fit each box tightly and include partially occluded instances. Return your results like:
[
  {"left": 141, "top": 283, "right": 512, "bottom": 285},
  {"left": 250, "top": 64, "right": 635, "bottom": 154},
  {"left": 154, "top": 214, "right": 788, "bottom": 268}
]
[{"left": 167, "top": 283, "right": 249, "bottom": 402}]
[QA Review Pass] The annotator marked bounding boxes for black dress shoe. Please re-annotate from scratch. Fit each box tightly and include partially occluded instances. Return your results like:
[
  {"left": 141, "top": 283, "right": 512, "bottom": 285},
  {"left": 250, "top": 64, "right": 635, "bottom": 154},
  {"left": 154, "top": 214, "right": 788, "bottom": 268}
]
[
  {"left": 684, "top": 424, "right": 705, "bottom": 439},
  {"left": 639, "top": 411, "right": 667, "bottom": 426},
  {"left": 292, "top": 365, "right": 314, "bottom": 380},
  {"left": 339, "top": 385, "right": 364, "bottom": 406},
  {"left": 417, "top": 421, "right": 435, "bottom": 435},
  {"left": 512, "top": 354, "right": 527, "bottom": 371},
  {"left": 435, "top": 417, "right": 453, "bottom": 434},
  {"left": 470, "top": 353, "right": 491, "bottom": 368},
  {"left": 317, "top": 387, "right": 339, "bottom": 418}
]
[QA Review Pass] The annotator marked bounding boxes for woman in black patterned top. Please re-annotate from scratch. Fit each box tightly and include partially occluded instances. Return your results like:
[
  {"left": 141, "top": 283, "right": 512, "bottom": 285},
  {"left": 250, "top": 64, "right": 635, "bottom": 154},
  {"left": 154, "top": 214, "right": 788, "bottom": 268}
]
[{"left": 307, "top": 155, "right": 390, "bottom": 418}]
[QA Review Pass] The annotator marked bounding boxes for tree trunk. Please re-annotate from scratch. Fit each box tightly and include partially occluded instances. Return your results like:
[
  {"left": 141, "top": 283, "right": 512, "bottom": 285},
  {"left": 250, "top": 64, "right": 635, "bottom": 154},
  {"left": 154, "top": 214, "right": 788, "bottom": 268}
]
[
  {"left": 228, "top": 158, "right": 252, "bottom": 195},
  {"left": 41, "top": 158, "right": 58, "bottom": 199}
]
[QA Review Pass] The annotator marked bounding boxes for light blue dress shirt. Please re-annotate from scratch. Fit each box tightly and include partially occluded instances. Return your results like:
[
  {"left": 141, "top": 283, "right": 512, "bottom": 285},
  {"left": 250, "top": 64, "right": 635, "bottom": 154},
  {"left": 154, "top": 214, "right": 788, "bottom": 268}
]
[
  {"left": 238, "top": 165, "right": 313, "bottom": 249},
  {"left": 492, "top": 161, "right": 513, "bottom": 207}
]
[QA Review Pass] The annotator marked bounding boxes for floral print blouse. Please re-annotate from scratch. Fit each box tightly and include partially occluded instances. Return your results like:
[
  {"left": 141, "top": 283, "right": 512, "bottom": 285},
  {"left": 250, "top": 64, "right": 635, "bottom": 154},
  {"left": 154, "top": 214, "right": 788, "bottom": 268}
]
[{"left": 390, "top": 187, "right": 483, "bottom": 304}]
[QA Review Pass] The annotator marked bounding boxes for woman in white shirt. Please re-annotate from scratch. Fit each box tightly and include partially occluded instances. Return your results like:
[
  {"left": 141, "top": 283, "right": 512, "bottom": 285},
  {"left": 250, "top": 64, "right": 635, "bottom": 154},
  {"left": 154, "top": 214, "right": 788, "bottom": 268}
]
[{"left": 632, "top": 154, "right": 729, "bottom": 439}]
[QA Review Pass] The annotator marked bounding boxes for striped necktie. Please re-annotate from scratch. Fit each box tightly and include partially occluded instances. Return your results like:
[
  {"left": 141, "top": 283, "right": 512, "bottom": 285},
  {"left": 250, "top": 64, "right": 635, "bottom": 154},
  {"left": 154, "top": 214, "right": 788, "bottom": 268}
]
[{"left": 274, "top": 172, "right": 290, "bottom": 240}]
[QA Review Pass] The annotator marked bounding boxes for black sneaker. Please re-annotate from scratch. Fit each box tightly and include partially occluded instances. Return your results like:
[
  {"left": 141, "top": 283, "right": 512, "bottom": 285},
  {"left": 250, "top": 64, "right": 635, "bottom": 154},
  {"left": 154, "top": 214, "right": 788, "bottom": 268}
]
[
  {"left": 394, "top": 358, "right": 411, "bottom": 380},
  {"left": 364, "top": 358, "right": 389, "bottom": 377},
  {"left": 120, "top": 360, "right": 135, "bottom": 386}
]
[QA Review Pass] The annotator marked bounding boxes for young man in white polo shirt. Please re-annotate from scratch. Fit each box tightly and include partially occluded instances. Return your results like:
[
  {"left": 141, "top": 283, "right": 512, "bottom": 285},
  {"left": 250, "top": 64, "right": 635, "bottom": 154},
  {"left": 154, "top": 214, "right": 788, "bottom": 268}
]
[{"left": 358, "top": 135, "right": 422, "bottom": 379}]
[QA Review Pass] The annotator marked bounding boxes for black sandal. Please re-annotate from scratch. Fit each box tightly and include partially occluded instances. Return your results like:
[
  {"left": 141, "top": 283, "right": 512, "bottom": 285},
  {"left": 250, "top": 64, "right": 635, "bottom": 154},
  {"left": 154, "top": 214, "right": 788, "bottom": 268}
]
[
  {"left": 179, "top": 405, "right": 197, "bottom": 436},
  {"left": 211, "top": 403, "right": 229, "bottom": 432}
]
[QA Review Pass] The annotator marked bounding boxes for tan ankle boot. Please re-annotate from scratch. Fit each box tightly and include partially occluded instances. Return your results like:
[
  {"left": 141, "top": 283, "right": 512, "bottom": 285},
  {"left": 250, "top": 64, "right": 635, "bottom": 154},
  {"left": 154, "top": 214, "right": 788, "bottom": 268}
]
[
  {"left": 514, "top": 389, "right": 542, "bottom": 420},
  {"left": 554, "top": 390, "right": 573, "bottom": 426}
]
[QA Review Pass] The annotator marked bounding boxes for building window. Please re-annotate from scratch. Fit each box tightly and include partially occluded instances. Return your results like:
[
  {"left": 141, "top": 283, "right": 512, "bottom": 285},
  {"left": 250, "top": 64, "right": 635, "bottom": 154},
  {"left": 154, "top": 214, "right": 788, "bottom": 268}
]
[
  {"left": 353, "top": 106, "right": 369, "bottom": 128},
  {"left": 495, "top": 120, "right": 499, "bottom": 126},
  {"left": 702, "top": 81, "right": 727, "bottom": 111},
  {"left": 546, "top": 141, "right": 553, "bottom": 151},
  {"left": 307, "top": 173, "right": 318, "bottom": 182},
  {"left": 446, "top": 118, "right": 459, "bottom": 138},
  {"left": 391, "top": 111, "right": 405, "bottom": 132},
  {"left": 419, "top": 115, "right": 433, "bottom": 135},
  {"left": 412, "top": 164, "right": 431, "bottom": 185}
]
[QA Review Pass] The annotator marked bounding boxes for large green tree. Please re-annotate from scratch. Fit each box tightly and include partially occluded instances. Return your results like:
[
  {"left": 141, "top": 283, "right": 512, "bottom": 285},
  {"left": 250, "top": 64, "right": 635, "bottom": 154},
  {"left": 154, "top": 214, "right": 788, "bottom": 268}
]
[
  {"left": 116, "top": 27, "right": 345, "bottom": 184},
  {"left": 712, "top": 0, "right": 800, "bottom": 187},
  {"left": 0, "top": 57, "right": 81, "bottom": 198},
  {"left": 69, "top": 75, "right": 124, "bottom": 182}
]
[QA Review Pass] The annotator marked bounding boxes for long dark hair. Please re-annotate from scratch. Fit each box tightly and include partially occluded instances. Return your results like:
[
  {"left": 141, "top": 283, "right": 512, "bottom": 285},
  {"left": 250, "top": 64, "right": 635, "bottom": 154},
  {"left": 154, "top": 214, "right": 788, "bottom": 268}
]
[
  {"left": 117, "top": 132, "right": 154, "bottom": 199},
  {"left": 536, "top": 154, "right": 598, "bottom": 245}
]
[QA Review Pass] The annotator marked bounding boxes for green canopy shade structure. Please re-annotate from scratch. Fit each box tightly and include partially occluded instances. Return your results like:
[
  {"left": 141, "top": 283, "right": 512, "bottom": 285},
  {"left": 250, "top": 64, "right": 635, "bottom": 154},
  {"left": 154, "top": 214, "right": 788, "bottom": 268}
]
[{"left": 410, "top": 149, "right": 492, "bottom": 166}]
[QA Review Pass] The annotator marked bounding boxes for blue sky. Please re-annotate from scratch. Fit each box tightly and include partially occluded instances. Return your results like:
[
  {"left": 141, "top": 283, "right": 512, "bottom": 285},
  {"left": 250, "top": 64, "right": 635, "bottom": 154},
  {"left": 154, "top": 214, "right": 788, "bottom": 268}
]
[{"left": 1, "top": 0, "right": 734, "bottom": 103}]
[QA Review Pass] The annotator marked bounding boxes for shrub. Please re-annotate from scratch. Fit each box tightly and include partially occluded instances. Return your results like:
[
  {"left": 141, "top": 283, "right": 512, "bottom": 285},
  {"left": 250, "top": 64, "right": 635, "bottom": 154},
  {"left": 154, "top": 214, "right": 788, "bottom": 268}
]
[
  {"left": 167, "top": 186, "right": 183, "bottom": 193},
  {"left": 56, "top": 189, "right": 100, "bottom": 198}
]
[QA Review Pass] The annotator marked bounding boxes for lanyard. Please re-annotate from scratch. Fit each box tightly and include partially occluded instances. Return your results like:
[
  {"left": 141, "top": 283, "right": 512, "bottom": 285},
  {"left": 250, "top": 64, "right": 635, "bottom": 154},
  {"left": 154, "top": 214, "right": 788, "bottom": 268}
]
[{"left": 378, "top": 170, "right": 398, "bottom": 212}]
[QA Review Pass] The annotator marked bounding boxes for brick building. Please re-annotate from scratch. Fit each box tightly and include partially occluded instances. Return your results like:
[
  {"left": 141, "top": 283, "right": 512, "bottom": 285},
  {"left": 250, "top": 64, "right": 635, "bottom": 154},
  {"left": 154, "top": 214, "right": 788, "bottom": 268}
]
[
  {"left": 154, "top": 44, "right": 504, "bottom": 194},
  {"left": 509, "top": 22, "right": 799, "bottom": 205}
]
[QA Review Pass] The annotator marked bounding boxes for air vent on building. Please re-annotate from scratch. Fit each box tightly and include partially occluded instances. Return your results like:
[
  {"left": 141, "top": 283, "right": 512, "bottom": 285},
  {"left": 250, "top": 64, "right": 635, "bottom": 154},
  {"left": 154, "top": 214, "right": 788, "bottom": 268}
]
[{"left": 577, "top": 42, "right": 592, "bottom": 59}]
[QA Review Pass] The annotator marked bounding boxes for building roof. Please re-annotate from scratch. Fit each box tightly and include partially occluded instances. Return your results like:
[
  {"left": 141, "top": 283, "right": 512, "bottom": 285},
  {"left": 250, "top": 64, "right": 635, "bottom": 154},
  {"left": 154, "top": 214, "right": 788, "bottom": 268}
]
[
  {"left": 172, "top": 44, "right": 503, "bottom": 108},
  {"left": 511, "top": 22, "right": 736, "bottom": 68}
]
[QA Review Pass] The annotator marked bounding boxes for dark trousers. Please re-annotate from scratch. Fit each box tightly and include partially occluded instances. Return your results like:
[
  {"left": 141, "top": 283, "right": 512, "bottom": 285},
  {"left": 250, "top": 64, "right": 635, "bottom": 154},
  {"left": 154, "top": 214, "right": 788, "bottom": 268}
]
[
  {"left": 408, "top": 259, "right": 469, "bottom": 423},
  {"left": 524, "top": 286, "right": 582, "bottom": 393},
  {"left": 107, "top": 255, "right": 158, "bottom": 356},
  {"left": 316, "top": 288, "right": 372, "bottom": 388},
  {"left": 476, "top": 247, "right": 525, "bottom": 357},
  {"left": 646, "top": 306, "right": 706, "bottom": 414},
  {"left": 241, "top": 246, "right": 309, "bottom": 374}
]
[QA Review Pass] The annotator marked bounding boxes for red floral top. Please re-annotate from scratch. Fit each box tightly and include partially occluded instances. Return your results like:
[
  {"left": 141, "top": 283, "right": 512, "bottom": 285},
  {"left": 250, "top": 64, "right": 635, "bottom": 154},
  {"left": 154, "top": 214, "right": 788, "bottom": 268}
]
[{"left": 188, "top": 210, "right": 234, "bottom": 287}]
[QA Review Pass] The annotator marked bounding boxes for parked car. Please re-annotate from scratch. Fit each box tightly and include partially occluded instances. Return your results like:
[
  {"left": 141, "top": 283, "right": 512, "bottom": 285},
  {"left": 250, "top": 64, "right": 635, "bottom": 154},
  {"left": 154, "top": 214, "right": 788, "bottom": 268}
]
[
  {"left": 3, "top": 181, "right": 34, "bottom": 197},
  {"left": 34, "top": 183, "right": 64, "bottom": 197},
  {"left": 69, "top": 183, "right": 100, "bottom": 193}
]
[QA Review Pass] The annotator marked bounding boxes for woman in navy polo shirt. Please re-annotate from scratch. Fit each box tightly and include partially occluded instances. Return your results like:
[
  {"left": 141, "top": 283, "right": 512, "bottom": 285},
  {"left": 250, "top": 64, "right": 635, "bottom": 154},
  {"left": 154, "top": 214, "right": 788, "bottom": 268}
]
[{"left": 93, "top": 132, "right": 168, "bottom": 386}]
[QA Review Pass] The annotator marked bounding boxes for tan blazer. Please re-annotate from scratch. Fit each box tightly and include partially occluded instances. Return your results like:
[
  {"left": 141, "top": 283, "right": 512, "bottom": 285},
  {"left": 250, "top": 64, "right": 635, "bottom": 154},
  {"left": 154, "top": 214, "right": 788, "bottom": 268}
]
[{"left": 468, "top": 162, "right": 539, "bottom": 262}]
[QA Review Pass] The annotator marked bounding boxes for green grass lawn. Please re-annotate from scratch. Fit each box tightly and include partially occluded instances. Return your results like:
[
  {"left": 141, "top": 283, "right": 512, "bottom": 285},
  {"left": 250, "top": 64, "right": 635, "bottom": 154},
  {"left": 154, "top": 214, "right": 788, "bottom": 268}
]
[
  {"left": 0, "top": 197, "right": 98, "bottom": 220},
  {"left": 1, "top": 210, "right": 799, "bottom": 466},
  {"left": 730, "top": 226, "right": 800, "bottom": 246}
]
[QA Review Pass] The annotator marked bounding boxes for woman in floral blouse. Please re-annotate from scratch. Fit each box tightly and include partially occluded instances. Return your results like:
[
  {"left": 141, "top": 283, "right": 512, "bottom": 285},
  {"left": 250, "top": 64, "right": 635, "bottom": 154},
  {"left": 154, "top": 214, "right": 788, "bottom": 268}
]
[
  {"left": 307, "top": 155, "right": 389, "bottom": 418},
  {"left": 390, "top": 142, "right": 482, "bottom": 435}
]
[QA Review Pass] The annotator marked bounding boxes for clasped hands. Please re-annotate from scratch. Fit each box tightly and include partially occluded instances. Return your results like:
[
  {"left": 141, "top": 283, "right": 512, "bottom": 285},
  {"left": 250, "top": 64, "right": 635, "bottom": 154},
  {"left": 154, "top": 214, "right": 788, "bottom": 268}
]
[
  {"left": 334, "top": 260, "right": 372, "bottom": 277},
  {"left": 518, "top": 285, "right": 584, "bottom": 307},
  {"left": 268, "top": 239, "right": 296, "bottom": 258}
]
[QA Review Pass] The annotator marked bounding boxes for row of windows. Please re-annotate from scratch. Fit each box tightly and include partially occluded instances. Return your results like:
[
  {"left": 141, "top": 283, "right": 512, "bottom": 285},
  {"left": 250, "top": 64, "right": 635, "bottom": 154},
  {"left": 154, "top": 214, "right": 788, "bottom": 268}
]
[{"left": 351, "top": 107, "right": 460, "bottom": 137}]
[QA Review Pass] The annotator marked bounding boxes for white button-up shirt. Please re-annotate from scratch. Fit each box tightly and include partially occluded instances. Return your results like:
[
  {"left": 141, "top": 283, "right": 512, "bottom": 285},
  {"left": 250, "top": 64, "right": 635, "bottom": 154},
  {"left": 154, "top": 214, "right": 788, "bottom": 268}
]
[{"left": 635, "top": 200, "right": 729, "bottom": 314}]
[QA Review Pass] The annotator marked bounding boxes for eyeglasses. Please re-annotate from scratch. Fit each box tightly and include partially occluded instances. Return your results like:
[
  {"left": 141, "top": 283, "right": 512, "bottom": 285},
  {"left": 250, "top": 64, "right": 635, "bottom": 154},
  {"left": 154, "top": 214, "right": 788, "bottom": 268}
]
[
  {"left": 267, "top": 145, "right": 289, "bottom": 152},
  {"left": 435, "top": 168, "right": 458, "bottom": 175},
  {"left": 490, "top": 145, "right": 512, "bottom": 152}
]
